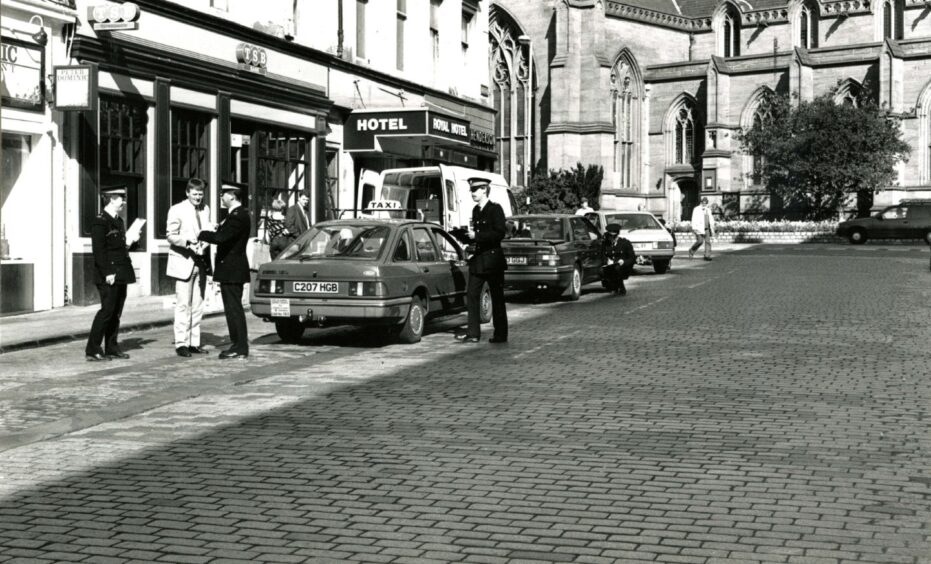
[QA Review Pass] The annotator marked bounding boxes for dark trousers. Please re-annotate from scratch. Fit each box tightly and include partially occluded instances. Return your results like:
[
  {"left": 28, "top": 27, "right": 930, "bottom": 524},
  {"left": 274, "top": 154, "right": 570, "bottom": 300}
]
[
  {"left": 86, "top": 283, "right": 127, "bottom": 355},
  {"left": 467, "top": 270, "right": 507, "bottom": 339},
  {"left": 220, "top": 282, "right": 248, "bottom": 354}
]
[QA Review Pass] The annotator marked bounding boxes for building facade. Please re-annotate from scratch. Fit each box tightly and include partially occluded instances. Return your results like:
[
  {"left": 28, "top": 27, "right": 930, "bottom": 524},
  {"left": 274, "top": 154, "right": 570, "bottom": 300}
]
[
  {"left": 2, "top": 0, "right": 499, "bottom": 313},
  {"left": 491, "top": 0, "right": 931, "bottom": 221}
]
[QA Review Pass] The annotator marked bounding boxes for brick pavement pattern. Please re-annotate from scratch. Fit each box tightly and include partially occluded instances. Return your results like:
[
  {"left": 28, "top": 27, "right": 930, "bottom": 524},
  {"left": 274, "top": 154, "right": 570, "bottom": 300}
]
[{"left": 0, "top": 247, "right": 929, "bottom": 563}]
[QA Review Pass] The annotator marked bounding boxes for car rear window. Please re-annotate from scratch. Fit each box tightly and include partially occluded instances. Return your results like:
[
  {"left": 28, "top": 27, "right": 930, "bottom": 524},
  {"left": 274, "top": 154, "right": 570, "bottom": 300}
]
[
  {"left": 506, "top": 217, "right": 566, "bottom": 241},
  {"left": 604, "top": 213, "right": 661, "bottom": 230},
  {"left": 281, "top": 224, "right": 391, "bottom": 260}
]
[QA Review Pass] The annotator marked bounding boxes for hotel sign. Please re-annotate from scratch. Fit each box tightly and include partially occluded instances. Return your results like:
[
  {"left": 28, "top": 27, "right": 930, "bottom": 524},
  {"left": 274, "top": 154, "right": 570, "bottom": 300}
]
[
  {"left": 1, "top": 37, "right": 44, "bottom": 111},
  {"left": 345, "top": 109, "right": 478, "bottom": 152}
]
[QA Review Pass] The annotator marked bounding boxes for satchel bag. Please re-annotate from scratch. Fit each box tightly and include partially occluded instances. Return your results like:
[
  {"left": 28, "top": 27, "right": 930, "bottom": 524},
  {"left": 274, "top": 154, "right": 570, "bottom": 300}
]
[{"left": 247, "top": 236, "right": 272, "bottom": 271}]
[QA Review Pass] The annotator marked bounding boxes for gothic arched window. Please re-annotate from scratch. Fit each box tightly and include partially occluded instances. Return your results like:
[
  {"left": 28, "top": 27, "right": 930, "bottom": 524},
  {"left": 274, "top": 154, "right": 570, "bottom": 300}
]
[
  {"left": 674, "top": 106, "right": 695, "bottom": 164},
  {"left": 751, "top": 100, "right": 775, "bottom": 184},
  {"left": 883, "top": 0, "right": 904, "bottom": 40},
  {"left": 799, "top": 4, "right": 819, "bottom": 48},
  {"left": 612, "top": 59, "right": 640, "bottom": 190},
  {"left": 489, "top": 8, "right": 533, "bottom": 187},
  {"left": 723, "top": 8, "right": 741, "bottom": 57}
]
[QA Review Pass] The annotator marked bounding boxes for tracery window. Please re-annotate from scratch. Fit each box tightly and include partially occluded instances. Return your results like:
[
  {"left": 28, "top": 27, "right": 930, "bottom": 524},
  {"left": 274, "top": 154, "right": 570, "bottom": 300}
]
[
  {"left": 798, "top": 3, "right": 818, "bottom": 49},
  {"left": 674, "top": 106, "right": 696, "bottom": 165},
  {"left": 612, "top": 61, "right": 640, "bottom": 190},
  {"left": 490, "top": 9, "right": 532, "bottom": 187},
  {"left": 723, "top": 8, "right": 741, "bottom": 57},
  {"left": 883, "top": 0, "right": 904, "bottom": 40},
  {"left": 751, "top": 100, "right": 774, "bottom": 184}
]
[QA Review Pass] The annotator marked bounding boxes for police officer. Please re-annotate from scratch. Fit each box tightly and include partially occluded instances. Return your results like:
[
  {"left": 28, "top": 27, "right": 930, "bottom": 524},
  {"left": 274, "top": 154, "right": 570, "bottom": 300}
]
[
  {"left": 198, "top": 185, "right": 252, "bottom": 359},
  {"left": 602, "top": 223, "right": 636, "bottom": 296},
  {"left": 455, "top": 178, "right": 508, "bottom": 344},
  {"left": 85, "top": 185, "right": 140, "bottom": 361}
]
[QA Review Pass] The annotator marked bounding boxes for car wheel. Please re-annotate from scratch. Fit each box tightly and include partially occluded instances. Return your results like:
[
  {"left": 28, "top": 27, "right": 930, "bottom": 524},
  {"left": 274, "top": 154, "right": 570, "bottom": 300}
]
[
  {"left": 848, "top": 228, "right": 867, "bottom": 245},
  {"left": 653, "top": 259, "right": 670, "bottom": 274},
  {"left": 275, "top": 318, "right": 304, "bottom": 343},
  {"left": 479, "top": 283, "right": 492, "bottom": 324},
  {"left": 396, "top": 295, "right": 426, "bottom": 344},
  {"left": 565, "top": 264, "right": 582, "bottom": 301}
]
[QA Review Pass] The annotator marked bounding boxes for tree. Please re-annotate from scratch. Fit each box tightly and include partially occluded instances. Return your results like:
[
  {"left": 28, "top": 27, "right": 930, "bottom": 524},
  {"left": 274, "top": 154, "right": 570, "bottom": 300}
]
[
  {"left": 524, "top": 163, "right": 604, "bottom": 214},
  {"left": 737, "top": 88, "right": 910, "bottom": 220}
]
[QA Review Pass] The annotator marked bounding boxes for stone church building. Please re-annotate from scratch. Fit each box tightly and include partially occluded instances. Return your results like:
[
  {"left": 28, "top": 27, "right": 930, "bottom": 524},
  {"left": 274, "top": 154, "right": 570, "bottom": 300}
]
[{"left": 490, "top": 0, "right": 931, "bottom": 221}]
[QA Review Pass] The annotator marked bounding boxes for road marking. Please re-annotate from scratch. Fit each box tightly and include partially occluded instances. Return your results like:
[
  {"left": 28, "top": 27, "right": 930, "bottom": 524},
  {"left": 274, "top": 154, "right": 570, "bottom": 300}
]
[{"left": 624, "top": 295, "right": 668, "bottom": 314}]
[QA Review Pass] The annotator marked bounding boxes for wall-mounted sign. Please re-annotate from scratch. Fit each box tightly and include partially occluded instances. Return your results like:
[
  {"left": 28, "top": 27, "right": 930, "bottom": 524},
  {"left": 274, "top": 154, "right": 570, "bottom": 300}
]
[
  {"left": 345, "top": 109, "right": 480, "bottom": 155},
  {"left": 88, "top": 2, "right": 141, "bottom": 31},
  {"left": 470, "top": 127, "right": 495, "bottom": 152},
  {"left": 53, "top": 64, "right": 98, "bottom": 111},
  {"left": 1, "top": 37, "right": 44, "bottom": 111},
  {"left": 429, "top": 113, "right": 470, "bottom": 143},
  {"left": 236, "top": 43, "right": 267, "bottom": 75}
]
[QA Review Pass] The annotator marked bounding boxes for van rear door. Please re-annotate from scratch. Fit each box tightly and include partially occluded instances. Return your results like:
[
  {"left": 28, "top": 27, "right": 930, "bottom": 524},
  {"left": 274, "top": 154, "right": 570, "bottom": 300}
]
[{"left": 356, "top": 169, "right": 382, "bottom": 216}]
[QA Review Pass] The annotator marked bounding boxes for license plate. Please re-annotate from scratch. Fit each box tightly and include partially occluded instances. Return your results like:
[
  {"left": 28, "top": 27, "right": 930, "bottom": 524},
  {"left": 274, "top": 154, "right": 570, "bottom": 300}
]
[
  {"left": 506, "top": 256, "right": 527, "bottom": 265},
  {"left": 293, "top": 281, "right": 339, "bottom": 294},
  {"left": 633, "top": 242, "right": 653, "bottom": 250},
  {"left": 270, "top": 298, "right": 291, "bottom": 317}
]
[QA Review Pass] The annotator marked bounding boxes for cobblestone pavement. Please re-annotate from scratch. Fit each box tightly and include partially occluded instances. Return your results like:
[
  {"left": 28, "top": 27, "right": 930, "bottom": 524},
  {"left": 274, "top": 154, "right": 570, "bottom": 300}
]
[{"left": 0, "top": 247, "right": 929, "bottom": 563}]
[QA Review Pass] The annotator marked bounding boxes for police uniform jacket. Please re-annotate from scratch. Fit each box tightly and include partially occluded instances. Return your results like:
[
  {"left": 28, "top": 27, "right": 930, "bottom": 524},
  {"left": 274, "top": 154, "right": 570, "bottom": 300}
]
[
  {"left": 469, "top": 201, "right": 507, "bottom": 274},
  {"left": 198, "top": 205, "right": 251, "bottom": 283},
  {"left": 603, "top": 235, "right": 636, "bottom": 278},
  {"left": 90, "top": 211, "right": 136, "bottom": 285}
]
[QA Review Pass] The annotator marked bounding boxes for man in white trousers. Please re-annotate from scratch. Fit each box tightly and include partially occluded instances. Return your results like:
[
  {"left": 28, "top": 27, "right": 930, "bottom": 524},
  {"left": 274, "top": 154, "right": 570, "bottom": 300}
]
[
  {"left": 166, "top": 178, "right": 213, "bottom": 357},
  {"left": 689, "top": 196, "right": 715, "bottom": 261}
]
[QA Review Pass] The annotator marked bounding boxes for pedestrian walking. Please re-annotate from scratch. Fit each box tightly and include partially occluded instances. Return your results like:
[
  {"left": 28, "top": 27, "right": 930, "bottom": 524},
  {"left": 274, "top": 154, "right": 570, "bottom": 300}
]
[
  {"left": 689, "top": 197, "right": 715, "bottom": 261},
  {"left": 455, "top": 178, "right": 508, "bottom": 344},
  {"left": 601, "top": 223, "right": 636, "bottom": 295},
  {"left": 285, "top": 193, "right": 311, "bottom": 238},
  {"left": 575, "top": 197, "right": 594, "bottom": 216},
  {"left": 85, "top": 185, "right": 141, "bottom": 361},
  {"left": 166, "top": 177, "right": 212, "bottom": 357},
  {"left": 198, "top": 184, "right": 252, "bottom": 359}
]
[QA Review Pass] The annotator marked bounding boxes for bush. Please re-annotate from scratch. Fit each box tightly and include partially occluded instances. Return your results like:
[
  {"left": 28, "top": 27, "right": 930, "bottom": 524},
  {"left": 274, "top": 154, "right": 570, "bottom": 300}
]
[
  {"left": 673, "top": 220, "right": 839, "bottom": 233},
  {"left": 523, "top": 163, "right": 604, "bottom": 214}
]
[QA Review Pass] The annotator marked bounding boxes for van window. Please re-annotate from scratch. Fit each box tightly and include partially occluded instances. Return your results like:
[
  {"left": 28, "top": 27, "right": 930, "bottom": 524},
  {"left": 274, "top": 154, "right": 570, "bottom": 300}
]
[
  {"left": 445, "top": 180, "right": 457, "bottom": 212},
  {"left": 360, "top": 183, "right": 376, "bottom": 210}
]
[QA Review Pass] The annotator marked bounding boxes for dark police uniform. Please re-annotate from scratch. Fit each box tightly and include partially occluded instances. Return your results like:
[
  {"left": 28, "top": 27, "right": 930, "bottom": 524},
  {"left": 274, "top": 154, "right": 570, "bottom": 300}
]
[
  {"left": 85, "top": 194, "right": 137, "bottom": 360},
  {"left": 198, "top": 192, "right": 252, "bottom": 357},
  {"left": 601, "top": 224, "right": 636, "bottom": 295},
  {"left": 462, "top": 181, "right": 508, "bottom": 342}
]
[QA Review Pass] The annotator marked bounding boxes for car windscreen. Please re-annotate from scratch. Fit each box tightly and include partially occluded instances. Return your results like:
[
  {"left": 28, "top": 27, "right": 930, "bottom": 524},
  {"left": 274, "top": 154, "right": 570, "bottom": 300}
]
[
  {"left": 603, "top": 213, "right": 661, "bottom": 230},
  {"left": 506, "top": 217, "right": 566, "bottom": 241},
  {"left": 279, "top": 224, "right": 391, "bottom": 260}
]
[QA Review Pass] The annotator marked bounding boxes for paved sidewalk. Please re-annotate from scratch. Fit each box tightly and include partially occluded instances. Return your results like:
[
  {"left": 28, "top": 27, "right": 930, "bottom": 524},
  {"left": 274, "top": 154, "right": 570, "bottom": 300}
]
[{"left": 0, "top": 293, "right": 228, "bottom": 354}]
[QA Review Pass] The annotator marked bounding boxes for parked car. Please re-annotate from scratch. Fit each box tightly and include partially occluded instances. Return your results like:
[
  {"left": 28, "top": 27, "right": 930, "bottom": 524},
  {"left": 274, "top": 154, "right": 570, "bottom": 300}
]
[
  {"left": 250, "top": 218, "right": 491, "bottom": 343},
  {"left": 584, "top": 210, "right": 676, "bottom": 273},
  {"left": 501, "top": 214, "right": 603, "bottom": 300},
  {"left": 836, "top": 200, "right": 931, "bottom": 244}
]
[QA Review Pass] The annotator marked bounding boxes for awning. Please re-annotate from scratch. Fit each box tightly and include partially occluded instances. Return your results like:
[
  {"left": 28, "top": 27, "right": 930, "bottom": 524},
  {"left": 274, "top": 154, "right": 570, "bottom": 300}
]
[{"left": 344, "top": 108, "right": 496, "bottom": 158}]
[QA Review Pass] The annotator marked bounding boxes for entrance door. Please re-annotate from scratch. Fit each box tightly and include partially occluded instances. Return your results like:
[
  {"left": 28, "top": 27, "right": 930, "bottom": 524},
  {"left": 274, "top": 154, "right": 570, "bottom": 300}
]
[{"left": 678, "top": 179, "right": 699, "bottom": 221}]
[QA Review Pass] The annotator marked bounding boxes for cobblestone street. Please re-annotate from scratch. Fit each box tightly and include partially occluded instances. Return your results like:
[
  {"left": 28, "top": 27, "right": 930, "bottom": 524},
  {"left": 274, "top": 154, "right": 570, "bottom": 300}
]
[{"left": 1, "top": 245, "right": 929, "bottom": 563}]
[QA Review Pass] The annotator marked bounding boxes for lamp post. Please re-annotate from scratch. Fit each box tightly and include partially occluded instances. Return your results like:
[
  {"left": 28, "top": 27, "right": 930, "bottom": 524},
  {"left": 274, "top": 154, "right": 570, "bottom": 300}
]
[{"left": 517, "top": 34, "right": 532, "bottom": 190}]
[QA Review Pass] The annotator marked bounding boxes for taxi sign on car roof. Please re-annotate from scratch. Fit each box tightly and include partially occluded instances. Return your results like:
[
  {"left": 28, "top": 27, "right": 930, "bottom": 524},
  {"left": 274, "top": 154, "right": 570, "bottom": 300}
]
[{"left": 367, "top": 200, "right": 402, "bottom": 210}]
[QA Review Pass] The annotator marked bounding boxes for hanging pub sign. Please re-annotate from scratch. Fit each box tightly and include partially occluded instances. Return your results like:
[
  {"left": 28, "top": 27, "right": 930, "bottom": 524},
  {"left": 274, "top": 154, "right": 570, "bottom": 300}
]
[
  {"left": 53, "top": 64, "right": 98, "bottom": 111},
  {"left": 1, "top": 37, "right": 44, "bottom": 111},
  {"left": 236, "top": 43, "right": 267, "bottom": 75},
  {"left": 88, "top": 2, "right": 141, "bottom": 31}
]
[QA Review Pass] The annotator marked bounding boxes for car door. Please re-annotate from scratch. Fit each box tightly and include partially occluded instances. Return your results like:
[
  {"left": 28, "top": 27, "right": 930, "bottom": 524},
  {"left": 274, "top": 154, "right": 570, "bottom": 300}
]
[
  {"left": 569, "top": 216, "right": 601, "bottom": 281},
  {"left": 411, "top": 226, "right": 449, "bottom": 311},
  {"left": 431, "top": 227, "right": 468, "bottom": 309},
  {"left": 876, "top": 206, "right": 908, "bottom": 238}
]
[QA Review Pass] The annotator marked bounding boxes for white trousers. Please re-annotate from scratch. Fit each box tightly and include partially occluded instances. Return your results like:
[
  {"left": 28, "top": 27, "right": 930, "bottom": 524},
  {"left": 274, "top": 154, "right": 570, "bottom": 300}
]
[{"left": 173, "top": 266, "right": 207, "bottom": 348}]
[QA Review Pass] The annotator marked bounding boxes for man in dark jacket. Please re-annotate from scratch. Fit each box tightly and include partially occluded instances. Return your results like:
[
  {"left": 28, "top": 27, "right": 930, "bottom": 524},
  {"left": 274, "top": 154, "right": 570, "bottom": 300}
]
[
  {"left": 455, "top": 178, "right": 508, "bottom": 343},
  {"left": 198, "top": 185, "right": 252, "bottom": 359},
  {"left": 602, "top": 223, "right": 636, "bottom": 295},
  {"left": 85, "top": 185, "right": 141, "bottom": 361}
]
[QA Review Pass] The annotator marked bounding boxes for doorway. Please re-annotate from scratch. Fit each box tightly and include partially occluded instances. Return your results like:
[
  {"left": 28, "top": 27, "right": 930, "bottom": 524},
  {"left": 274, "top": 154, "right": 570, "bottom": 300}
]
[{"left": 677, "top": 178, "right": 699, "bottom": 221}]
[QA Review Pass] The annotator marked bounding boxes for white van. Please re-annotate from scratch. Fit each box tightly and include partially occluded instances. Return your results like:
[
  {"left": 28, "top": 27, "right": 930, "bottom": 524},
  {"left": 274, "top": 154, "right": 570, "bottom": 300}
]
[{"left": 356, "top": 165, "right": 518, "bottom": 232}]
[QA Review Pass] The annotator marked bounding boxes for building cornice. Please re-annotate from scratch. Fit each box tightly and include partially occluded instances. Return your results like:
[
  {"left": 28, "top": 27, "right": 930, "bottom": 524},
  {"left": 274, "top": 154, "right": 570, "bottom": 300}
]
[
  {"left": 605, "top": 1, "right": 712, "bottom": 32},
  {"left": 821, "top": 0, "right": 874, "bottom": 18},
  {"left": 545, "top": 121, "right": 615, "bottom": 134},
  {"left": 645, "top": 60, "right": 709, "bottom": 82},
  {"left": 127, "top": 0, "right": 493, "bottom": 115}
]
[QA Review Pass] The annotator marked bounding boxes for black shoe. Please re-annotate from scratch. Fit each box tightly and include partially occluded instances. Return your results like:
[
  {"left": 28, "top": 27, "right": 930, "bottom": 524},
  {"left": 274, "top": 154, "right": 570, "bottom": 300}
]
[
  {"left": 688, "top": 249, "right": 695, "bottom": 258},
  {"left": 456, "top": 336, "right": 480, "bottom": 343},
  {"left": 176, "top": 347, "right": 192, "bottom": 358},
  {"left": 219, "top": 350, "right": 248, "bottom": 359},
  {"left": 488, "top": 336, "right": 508, "bottom": 344},
  {"left": 454, "top": 333, "right": 475, "bottom": 341},
  {"left": 187, "top": 346, "right": 209, "bottom": 355},
  {"left": 703, "top": 257, "right": 713, "bottom": 261},
  {"left": 85, "top": 353, "right": 110, "bottom": 362},
  {"left": 106, "top": 351, "right": 130, "bottom": 360}
]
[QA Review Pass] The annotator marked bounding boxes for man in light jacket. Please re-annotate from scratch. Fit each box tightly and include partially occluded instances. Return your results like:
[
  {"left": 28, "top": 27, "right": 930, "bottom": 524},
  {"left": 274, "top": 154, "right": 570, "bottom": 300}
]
[
  {"left": 689, "top": 196, "right": 715, "bottom": 261},
  {"left": 166, "top": 177, "right": 213, "bottom": 357}
]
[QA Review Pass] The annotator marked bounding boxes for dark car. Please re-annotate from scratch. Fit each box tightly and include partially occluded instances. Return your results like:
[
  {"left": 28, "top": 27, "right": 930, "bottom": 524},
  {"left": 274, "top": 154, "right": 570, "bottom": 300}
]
[
  {"left": 250, "top": 219, "right": 491, "bottom": 343},
  {"left": 837, "top": 201, "right": 931, "bottom": 244},
  {"left": 500, "top": 214, "right": 603, "bottom": 300}
]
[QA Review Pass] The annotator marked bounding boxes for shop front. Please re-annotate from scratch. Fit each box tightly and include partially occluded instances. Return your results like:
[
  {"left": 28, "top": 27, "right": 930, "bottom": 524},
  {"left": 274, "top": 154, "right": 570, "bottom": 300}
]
[
  {"left": 65, "top": 0, "right": 331, "bottom": 305},
  {"left": 1, "top": 0, "right": 76, "bottom": 316}
]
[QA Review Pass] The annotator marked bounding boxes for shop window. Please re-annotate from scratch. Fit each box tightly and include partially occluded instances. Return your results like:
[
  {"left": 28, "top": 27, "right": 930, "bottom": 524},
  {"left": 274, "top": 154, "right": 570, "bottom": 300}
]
[
  {"left": 252, "top": 129, "right": 311, "bottom": 240},
  {"left": 1, "top": 133, "right": 32, "bottom": 259},
  {"left": 156, "top": 108, "right": 210, "bottom": 238},
  {"left": 94, "top": 96, "right": 148, "bottom": 249}
]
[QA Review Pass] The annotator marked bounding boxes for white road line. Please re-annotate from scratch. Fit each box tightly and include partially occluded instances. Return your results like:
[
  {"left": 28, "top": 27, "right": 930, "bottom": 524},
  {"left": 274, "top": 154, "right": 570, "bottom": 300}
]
[{"left": 624, "top": 295, "right": 669, "bottom": 314}]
